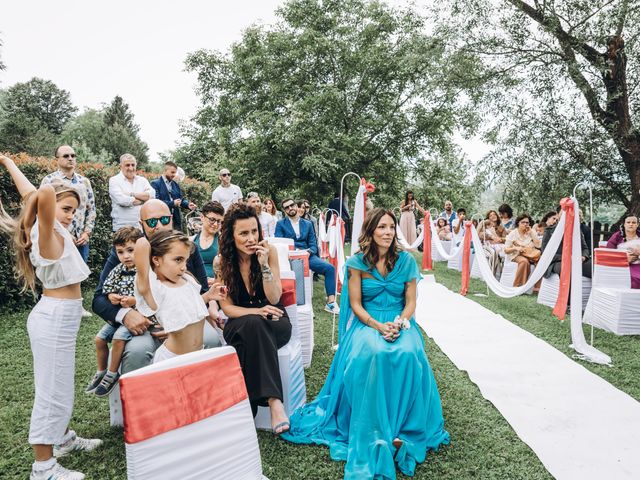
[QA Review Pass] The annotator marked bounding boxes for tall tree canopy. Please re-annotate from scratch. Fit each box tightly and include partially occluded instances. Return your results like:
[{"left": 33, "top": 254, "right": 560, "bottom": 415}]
[
  {"left": 433, "top": 0, "right": 640, "bottom": 218},
  {"left": 178, "top": 0, "right": 481, "bottom": 206}
]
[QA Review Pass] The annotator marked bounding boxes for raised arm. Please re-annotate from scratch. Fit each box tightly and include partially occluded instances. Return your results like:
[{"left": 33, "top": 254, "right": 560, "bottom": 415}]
[
  {"left": 0, "top": 155, "right": 37, "bottom": 199},
  {"left": 134, "top": 237, "right": 158, "bottom": 311}
]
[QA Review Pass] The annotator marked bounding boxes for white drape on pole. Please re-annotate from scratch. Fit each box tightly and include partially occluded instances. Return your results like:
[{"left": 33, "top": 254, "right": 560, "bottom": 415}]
[
  {"left": 430, "top": 220, "right": 463, "bottom": 260},
  {"left": 350, "top": 184, "right": 366, "bottom": 254},
  {"left": 396, "top": 225, "right": 425, "bottom": 251}
]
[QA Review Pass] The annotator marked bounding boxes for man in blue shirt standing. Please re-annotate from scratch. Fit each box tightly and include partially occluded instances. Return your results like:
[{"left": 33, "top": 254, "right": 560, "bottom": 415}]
[{"left": 276, "top": 198, "right": 339, "bottom": 314}]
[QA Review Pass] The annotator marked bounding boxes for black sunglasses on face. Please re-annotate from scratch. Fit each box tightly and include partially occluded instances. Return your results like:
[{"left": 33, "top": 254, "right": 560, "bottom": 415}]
[
  {"left": 143, "top": 216, "right": 171, "bottom": 228},
  {"left": 59, "top": 153, "right": 76, "bottom": 159},
  {"left": 283, "top": 203, "right": 296, "bottom": 210},
  {"left": 221, "top": 173, "right": 231, "bottom": 177}
]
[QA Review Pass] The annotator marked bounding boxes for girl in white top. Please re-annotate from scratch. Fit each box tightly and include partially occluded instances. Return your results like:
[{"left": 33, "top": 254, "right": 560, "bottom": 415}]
[
  {"left": 134, "top": 230, "right": 227, "bottom": 363},
  {"left": 0, "top": 155, "right": 102, "bottom": 480}
]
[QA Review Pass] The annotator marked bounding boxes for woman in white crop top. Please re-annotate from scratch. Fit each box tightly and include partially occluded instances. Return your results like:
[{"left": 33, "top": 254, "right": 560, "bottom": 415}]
[
  {"left": 0, "top": 155, "right": 102, "bottom": 480},
  {"left": 134, "top": 229, "right": 227, "bottom": 363}
]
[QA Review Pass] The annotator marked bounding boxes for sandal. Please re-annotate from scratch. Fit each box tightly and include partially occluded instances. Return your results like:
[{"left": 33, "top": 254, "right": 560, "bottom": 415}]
[
  {"left": 392, "top": 438, "right": 403, "bottom": 457},
  {"left": 273, "top": 421, "right": 290, "bottom": 436}
]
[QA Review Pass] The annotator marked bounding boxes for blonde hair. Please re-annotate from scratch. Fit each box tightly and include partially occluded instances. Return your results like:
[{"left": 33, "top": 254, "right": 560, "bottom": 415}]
[{"left": 0, "top": 181, "right": 80, "bottom": 296}]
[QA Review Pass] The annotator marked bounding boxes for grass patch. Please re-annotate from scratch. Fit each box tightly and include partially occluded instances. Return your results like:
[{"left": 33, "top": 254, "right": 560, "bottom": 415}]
[{"left": 12, "top": 264, "right": 637, "bottom": 478}]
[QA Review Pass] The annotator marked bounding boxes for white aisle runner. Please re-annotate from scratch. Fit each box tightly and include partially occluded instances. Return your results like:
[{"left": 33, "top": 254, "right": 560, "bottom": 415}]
[{"left": 416, "top": 281, "right": 640, "bottom": 480}]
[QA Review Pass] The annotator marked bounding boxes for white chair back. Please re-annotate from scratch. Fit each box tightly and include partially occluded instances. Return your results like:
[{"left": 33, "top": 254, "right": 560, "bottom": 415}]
[{"left": 593, "top": 248, "right": 631, "bottom": 289}]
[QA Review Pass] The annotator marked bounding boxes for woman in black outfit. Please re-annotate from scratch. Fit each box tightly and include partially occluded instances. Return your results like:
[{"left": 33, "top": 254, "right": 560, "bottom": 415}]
[{"left": 218, "top": 203, "right": 292, "bottom": 434}]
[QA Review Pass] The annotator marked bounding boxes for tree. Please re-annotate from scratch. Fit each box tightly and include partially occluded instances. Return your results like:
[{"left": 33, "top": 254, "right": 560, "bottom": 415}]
[
  {"left": 180, "top": 0, "right": 481, "bottom": 206},
  {"left": 0, "top": 37, "right": 5, "bottom": 72},
  {"left": 433, "top": 0, "right": 640, "bottom": 219},
  {"left": 104, "top": 95, "right": 140, "bottom": 135}
]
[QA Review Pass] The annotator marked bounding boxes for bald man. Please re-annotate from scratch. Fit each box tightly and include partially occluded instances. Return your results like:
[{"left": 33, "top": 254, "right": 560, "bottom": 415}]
[{"left": 92, "top": 200, "right": 219, "bottom": 374}]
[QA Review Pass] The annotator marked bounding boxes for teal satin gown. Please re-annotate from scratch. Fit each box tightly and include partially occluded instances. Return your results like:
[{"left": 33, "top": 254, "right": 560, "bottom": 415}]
[{"left": 283, "top": 251, "right": 449, "bottom": 479}]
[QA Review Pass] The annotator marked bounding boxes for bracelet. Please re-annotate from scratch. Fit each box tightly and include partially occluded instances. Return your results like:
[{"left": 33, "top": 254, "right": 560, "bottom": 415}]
[{"left": 261, "top": 265, "right": 273, "bottom": 282}]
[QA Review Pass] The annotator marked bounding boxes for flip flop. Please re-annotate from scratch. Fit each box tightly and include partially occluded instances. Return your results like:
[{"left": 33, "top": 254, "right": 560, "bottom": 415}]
[{"left": 273, "top": 421, "right": 290, "bottom": 436}]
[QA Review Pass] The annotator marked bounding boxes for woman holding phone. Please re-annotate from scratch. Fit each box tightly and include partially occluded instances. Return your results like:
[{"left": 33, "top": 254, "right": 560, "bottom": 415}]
[{"left": 217, "top": 203, "right": 292, "bottom": 434}]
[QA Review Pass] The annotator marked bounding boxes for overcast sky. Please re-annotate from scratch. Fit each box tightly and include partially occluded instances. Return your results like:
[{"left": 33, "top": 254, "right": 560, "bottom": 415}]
[{"left": 1, "top": 0, "right": 490, "bottom": 163}]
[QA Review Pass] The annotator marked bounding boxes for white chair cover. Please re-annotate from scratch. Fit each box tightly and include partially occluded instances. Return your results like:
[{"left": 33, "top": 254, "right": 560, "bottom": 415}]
[{"left": 537, "top": 274, "right": 592, "bottom": 310}]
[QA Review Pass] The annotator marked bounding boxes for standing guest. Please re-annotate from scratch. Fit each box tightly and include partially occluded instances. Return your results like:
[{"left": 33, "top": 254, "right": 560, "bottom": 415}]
[
  {"left": 92, "top": 199, "right": 222, "bottom": 374},
  {"left": 40, "top": 145, "right": 96, "bottom": 264},
  {"left": 399, "top": 191, "right": 423, "bottom": 245},
  {"left": 264, "top": 198, "right": 282, "bottom": 220},
  {"left": 41, "top": 145, "right": 96, "bottom": 318},
  {"left": 606, "top": 215, "right": 640, "bottom": 288},
  {"left": 86, "top": 227, "right": 142, "bottom": 397},
  {"left": 151, "top": 161, "right": 196, "bottom": 231},
  {"left": 283, "top": 208, "right": 449, "bottom": 479},
  {"left": 211, "top": 168, "right": 243, "bottom": 212},
  {"left": 134, "top": 230, "right": 227, "bottom": 363},
  {"left": 498, "top": 203, "right": 515, "bottom": 230},
  {"left": 440, "top": 200, "right": 456, "bottom": 228},
  {"left": 247, "top": 192, "right": 276, "bottom": 237},
  {"left": 193, "top": 201, "right": 224, "bottom": 279},
  {"left": 436, "top": 217, "right": 452, "bottom": 240},
  {"left": 1, "top": 155, "right": 102, "bottom": 480},
  {"left": 504, "top": 214, "right": 541, "bottom": 287},
  {"left": 276, "top": 198, "right": 340, "bottom": 314},
  {"left": 108, "top": 153, "right": 155, "bottom": 231},
  {"left": 217, "top": 203, "right": 292, "bottom": 430},
  {"left": 579, "top": 209, "right": 593, "bottom": 251}
]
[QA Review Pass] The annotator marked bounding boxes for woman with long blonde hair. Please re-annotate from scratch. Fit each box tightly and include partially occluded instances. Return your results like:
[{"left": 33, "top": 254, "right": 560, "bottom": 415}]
[{"left": 0, "top": 155, "right": 102, "bottom": 480}]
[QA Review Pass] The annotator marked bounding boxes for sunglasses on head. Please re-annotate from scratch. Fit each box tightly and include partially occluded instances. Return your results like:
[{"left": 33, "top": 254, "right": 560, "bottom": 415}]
[
  {"left": 143, "top": 216, "right": 171, "bottom": 228},
  {"left": 59, "top": 153, "right": 76, "bottom": 159}
]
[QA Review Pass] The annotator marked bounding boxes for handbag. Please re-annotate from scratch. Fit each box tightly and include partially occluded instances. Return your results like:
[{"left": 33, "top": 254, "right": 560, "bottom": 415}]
[{"left": 521, "top": 246, "right": 541, "bottom": 262}]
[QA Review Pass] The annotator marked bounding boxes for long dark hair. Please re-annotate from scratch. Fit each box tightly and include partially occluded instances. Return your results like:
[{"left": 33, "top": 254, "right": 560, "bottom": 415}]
[
  {"left": 219, "top": 203, "right": 263, "bottom": 303},
  {"left": 485, "top": 209, "right": 501, "bottom": 226},
  {"left": 404, "top": 190, "right": 414, "bottom": 206},
  {"left": 620, "top": 214, "right": 640, "bottom": 241},
  {"left": 358, "top": 208, "right": 400, "bottom": 273}
]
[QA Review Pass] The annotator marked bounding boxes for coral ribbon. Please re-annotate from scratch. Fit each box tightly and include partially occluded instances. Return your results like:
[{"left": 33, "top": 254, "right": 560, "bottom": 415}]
[
  {"left": 553, "top": 198, "right": 574, "bottom": 320},
  {"left": 422, "top": 212, "right": 433, "bottom": 271},
  {"left": 281, "top": 278, "right": 296, "bottom": 307},
  {"left": 459, "top": 221, "right": 473, "bottom": 296},
  {"left": 594, "top": 248, "right": 628, "bottom": 267},
  {"left": 120, "top": 354, "right": 247, "bottom": 444}
]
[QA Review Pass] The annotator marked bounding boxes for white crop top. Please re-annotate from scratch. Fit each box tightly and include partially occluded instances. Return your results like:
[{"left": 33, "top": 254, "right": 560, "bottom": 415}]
[
  {"left": 29, "top": 220, "right": 90, "bottom": 289},
  {"left": 134, "top": 270, "right": 208, "bottom": 333}
]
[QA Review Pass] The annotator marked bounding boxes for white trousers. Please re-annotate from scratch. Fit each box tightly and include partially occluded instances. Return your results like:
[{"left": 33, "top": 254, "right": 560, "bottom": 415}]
[
  {"left": 27, "top": 296, "right": 82, "bottom": 445},
  {"left": 153, "top": 343, "right": 179, "bottom": 364}
]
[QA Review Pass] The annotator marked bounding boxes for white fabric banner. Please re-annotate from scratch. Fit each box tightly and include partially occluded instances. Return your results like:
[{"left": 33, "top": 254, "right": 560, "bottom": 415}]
[
  {"left": 396, "top": 225, "right": 424, "bottom": 251},
  {"left": 335, "top": 217, "right": 346, "bottom": 284},
  {"left": 350, "top": 184, "right": 366, "bottom": 253},
  {"left": 430, "top": 220, "right": 463, "bottom": 260},
  {"left": 318, "top": 212, "right": 327, "bottom": 243}
]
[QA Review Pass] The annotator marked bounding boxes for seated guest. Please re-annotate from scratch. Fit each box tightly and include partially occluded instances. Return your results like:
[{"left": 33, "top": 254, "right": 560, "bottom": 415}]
[
  {"left": 436, "top": 217, "right": 452, "bottom": 240},
  {"left": 247, "top": 192, "right": 276, "bottom": 237},
  {"left": 606, "top": 215, "right": 640, "bottom": 288},
  {"left": 264, "top": 198, "right": 282, "bottom": 220},
  {"left": 217, "top": 203, "right": 292, "bottom": 431},
  {"left": 477, "top": 210, "right": 507, "bottom": 277},
  {"left": 504, "top": 214, "right": 541, "bottom": 287},
  {"left": 299, "top": 199, "right": 318, "bottom": 237},
  {"left": 541, "top": 208, "right": 591, "bottom": 280},
  {"left": 276, "top": 198, "right": 339, "bottom": 314},
  {"left": 440, "top": 200, "right": 456, "bottom": 228},
  {"left": 536, "top": 211, "right": 558, "bottom": 238},
  {"left": 193, "top": 201, "right": 224, "bottom": 279},
  {"left": 452, "top": 207, "right": 467, "bottom": 245},
  {"left": 499, "top": 203, "right": 515, "bottom": 230},
  {"left": 92, "top": 200, "right": 222, "bottom": 374}
]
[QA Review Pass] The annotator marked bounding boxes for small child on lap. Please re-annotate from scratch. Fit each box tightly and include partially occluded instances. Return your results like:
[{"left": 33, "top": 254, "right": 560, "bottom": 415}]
[{"left": 86, "top": 226, "right": 143, "bottom": 397}]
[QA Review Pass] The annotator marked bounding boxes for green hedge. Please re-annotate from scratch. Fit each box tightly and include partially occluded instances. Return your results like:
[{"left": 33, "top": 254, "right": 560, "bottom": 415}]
[{"left": 0, "top": 154, "right": 211, "bottom": 311}]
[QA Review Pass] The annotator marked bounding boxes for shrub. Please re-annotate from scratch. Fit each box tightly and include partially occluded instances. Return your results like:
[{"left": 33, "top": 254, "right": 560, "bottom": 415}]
[{"left": 0, "top": 154, "right": 211, "bottom": 311}]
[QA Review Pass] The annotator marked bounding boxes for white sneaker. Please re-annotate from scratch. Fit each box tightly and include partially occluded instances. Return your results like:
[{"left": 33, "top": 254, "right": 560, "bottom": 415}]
[
  {"left": 30, "top": 462, "right": 85, "bottom": 480},
  {"left": 81, "top": 309, "right": 92, "bottom": 318},
  {"left": 324, "top": 302, "right": 340, "bottom": 314},
  {"left": 53, "top": 431, "right": 103, "bottom": 458}
]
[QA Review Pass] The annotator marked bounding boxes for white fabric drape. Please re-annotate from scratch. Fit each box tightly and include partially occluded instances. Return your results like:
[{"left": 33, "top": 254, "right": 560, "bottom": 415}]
[
  {"left": 318, "top": 212, "right": 327, "bottom": 243},
  {"left": 350, "top": 184, "right": 366, "bottom": 253},
  {"left": 335, "top": 217, "right": 346, "bottom": 284},
  {"left": 396, "top": 225, "right": 424, "bottom": 250},
  {"left": 430, "top": 220, "right": 463, "bottom": 260}
]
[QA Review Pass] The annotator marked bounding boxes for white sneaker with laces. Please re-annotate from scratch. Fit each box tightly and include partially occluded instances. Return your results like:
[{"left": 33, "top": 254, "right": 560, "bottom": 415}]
[
  {"left": 53, "top": 431, "right": 103, "bottom": 458},
  {"left": 30, "top": 462, "right": 85, "bottom": 480},
  {"left": 324, "top": 302, "right": 340, "bottom": 314},
  {"left": 81, "top": 309, "right": 92, "bottom": 318}
]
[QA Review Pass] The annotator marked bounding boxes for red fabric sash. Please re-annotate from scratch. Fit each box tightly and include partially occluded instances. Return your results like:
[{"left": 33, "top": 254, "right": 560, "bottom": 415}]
[
  {"left": 281, "top": 278, "right": 296, "bottom": 307},
  {"left": 594, "top": 248, "right": 628, "bottom": 267},
  {"left": 459, "top": 221, "right": 473, "bottom": 296},
  {"left": 422, "top": 212, "right": 433, "bottom": 271},
  {"left": 120, "top": 353, "right": 247, "bottom": 444},
  {"left": 553, "top": 198, "right": 574, "bottom": 320}
]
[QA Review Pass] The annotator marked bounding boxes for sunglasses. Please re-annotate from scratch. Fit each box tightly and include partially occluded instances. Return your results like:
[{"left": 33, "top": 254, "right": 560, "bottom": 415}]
[
  {"left": 283, "top": 203, "right": 296, "bottom": 210},
  {"left": 204, "top": 216, "right": 223, "bottom": 225},
  {"left": 59, "top": 153, "right": 76, "bottom": 159},
  {"left": 143, "top": 216, "right": 171, "bottom": 228},
  {"left": 221, "top": 173, "right": 231, "bottom": 177}
]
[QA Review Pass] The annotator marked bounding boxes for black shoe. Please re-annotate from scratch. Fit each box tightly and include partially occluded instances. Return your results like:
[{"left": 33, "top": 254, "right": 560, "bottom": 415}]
[
  {"left": 85, "top": 371, "right": 106, "bottom": 394},
  {"left": 94, "top": 372, "right": 120, "bottom": 397}
]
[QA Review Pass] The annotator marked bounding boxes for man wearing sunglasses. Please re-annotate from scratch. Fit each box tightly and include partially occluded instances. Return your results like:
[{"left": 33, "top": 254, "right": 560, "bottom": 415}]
[
  {"left": 211, "top": 168, "right": 242, "bottom": 212},
  {"left": 276, "top": 198, "right": 340, "bottom": 314},
  {"left": 92, "top": 199, "right": 220, "bottom": 374},
  {"left": 150, "top": 161, "right": 196, "bottom": 231},
  {"left": 40, "top": 145, "right": 96, "bottom": 264}
]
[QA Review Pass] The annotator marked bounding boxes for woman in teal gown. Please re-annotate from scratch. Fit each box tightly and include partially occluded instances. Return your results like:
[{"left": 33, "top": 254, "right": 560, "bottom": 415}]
[{"left": 283, "top": 208, "right": 449, "bottom": 479}]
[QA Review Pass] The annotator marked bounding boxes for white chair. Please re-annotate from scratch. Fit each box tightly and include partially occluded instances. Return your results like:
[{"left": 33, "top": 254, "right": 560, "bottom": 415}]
[
  {"left": 537, "top": 273, "right": 592, "bottom": 310},
  {"left": 447, "top": 241, "right": 464, "bottom": 271},
  {"left": 432, "top": 239, "right": 451, "bottom": 262},
  {"left": 584, "top": 248, "right": 640, "bottom": 335},
  {"left": 288, "top": 250, "right": 314, "bottom": 368},
  {"left": 500, "top": 260, "right": 535, "bottom": 294},
  {"left": 120, "top": 347, "right": 264, "bottom": 479}
]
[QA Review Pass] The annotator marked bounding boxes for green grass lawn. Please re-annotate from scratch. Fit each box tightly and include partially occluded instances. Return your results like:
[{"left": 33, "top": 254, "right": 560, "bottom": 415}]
[{"left": 1, "top": 262, "right": 637, "bottom": 479}]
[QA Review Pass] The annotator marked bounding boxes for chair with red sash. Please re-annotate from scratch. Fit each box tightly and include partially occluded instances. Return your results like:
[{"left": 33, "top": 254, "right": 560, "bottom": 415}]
[
  {"left": 584, "top": 248, "right": 640, "bottom": 334},
  {"left": 120, "top": 347, "right": 265, "bottom": 479},
  {"left": 288, "top": 249, "right": 314, "bottom": 368}
]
